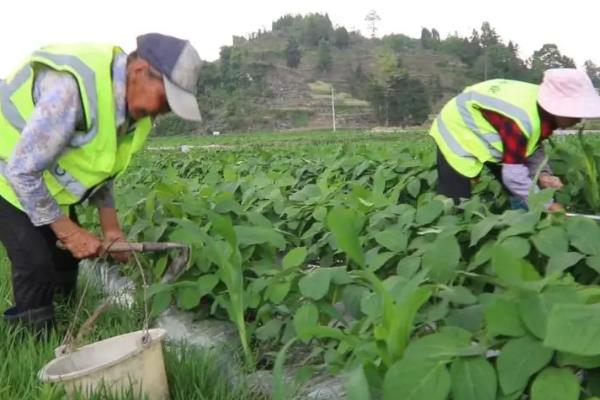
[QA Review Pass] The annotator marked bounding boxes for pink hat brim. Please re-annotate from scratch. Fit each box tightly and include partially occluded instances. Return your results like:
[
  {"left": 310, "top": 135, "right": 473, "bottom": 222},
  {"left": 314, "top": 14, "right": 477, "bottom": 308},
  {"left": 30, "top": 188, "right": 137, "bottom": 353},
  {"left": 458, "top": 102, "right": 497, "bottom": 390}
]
[{"left": 538, "top": 88, "right": 600, "bottom": 119}]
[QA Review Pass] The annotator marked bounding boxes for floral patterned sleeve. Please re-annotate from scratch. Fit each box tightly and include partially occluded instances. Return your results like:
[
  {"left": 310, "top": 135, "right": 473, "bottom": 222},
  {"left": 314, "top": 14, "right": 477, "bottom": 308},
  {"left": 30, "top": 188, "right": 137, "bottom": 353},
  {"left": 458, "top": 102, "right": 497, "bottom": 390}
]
[{"left": 4, "top": 69, "right": 83, "bottom": 226}]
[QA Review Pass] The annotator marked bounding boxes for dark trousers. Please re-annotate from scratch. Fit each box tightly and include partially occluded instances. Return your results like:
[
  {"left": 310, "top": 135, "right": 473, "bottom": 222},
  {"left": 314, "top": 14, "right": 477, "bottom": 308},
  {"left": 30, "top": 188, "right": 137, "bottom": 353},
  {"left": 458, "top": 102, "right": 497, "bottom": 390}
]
[
  {"left": 0, "top": 196, "right": 79, "bottom": 313},
  {"left": 436, "top": 148, "right": 505, "bottom": 202}
]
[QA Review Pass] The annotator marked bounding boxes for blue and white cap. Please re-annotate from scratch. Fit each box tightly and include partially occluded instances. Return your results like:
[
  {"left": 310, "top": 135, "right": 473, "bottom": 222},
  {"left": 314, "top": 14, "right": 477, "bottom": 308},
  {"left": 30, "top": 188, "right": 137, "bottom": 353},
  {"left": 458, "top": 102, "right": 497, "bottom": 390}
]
[{"left": 136, "top": 33, "right": 202, "bottom": 121}]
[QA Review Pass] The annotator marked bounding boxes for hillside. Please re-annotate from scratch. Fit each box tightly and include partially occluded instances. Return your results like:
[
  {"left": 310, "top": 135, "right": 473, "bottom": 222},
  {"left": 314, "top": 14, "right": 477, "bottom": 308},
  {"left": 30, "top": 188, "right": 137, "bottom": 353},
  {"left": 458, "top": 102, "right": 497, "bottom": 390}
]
[
  {"left": 234, "top": 32, "right": 473, "bottom": 128},
  {"left": 154, "top": 15, "right": 588, "bottom": 135}
]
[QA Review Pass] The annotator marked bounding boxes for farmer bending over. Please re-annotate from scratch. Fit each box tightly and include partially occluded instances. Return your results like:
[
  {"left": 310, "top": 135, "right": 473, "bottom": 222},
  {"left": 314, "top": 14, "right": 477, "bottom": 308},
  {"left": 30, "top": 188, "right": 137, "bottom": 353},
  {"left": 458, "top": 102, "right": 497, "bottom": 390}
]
[
  {"left": 429, "top": 69, "right": 600, "bottom": 210},
  {"left": 0, "top": 33, "right": 202, "bottom": 333}
]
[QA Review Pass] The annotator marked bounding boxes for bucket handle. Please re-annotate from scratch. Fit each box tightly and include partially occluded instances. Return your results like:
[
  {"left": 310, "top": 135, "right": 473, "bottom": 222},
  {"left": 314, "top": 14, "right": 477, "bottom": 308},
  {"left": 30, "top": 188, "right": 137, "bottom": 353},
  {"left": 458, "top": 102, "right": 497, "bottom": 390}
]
[{"left": 61, "top": 239, "right": 152, "bottom": 353}]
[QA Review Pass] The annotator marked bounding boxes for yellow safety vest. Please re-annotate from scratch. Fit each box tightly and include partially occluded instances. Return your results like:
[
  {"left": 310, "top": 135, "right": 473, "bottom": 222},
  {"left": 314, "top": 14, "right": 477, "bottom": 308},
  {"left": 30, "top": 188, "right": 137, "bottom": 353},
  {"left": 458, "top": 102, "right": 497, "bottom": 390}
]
[
  {"left": 429, "top": 79, "right": 542, "bottom": 177},
  {"left": 0, "top": 44, "right": 152, "bottom": 211}
]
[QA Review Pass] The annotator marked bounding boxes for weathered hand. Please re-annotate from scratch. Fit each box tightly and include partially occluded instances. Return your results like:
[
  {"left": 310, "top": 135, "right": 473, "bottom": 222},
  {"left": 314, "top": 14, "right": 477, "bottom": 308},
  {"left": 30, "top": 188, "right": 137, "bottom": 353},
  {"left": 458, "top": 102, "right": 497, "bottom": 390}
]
[
  {"left": 52, "top": 217, "right": 102, "bottom": 259},
  {"left": 547, "top": 202, "right": 565, "bottom": 213},
  {"left": 103, "top": 229, "right": 131, "bottom": 263},
  {"left": 539, "top": 174, "right": 564, "bottom": 190}
]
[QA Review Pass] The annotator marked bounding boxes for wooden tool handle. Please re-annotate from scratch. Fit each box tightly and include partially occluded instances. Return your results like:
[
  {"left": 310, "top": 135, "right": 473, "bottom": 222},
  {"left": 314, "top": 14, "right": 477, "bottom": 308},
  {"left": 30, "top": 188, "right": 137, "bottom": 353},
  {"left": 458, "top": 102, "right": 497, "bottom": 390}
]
[{"left": 56, "top": 241, "right": 144, "bottom": 252}]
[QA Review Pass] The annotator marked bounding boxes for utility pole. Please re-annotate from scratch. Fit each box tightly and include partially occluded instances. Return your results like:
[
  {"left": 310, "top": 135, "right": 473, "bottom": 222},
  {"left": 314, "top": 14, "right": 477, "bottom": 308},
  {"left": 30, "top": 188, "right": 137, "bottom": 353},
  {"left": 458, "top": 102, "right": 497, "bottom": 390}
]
[{"left": 331, "top": 85, "right": 336, "bottom": 132}]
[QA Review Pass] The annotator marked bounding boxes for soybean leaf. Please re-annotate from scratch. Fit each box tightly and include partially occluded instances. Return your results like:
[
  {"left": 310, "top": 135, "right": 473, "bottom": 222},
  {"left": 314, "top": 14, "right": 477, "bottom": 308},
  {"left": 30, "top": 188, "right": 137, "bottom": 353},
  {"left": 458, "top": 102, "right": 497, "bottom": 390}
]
[
  {"left": 530, "top": 367, "right": 579, "bottom": 400},
  {"left": 518, "top": 287, "right": 582, "bottom": 340},
  {"left": 176, "top": 287, "right": 203, "bottom": 310},
  {"left": 445, "top": 305, "right": 485, "bottom": 334},
  {"left": 545, "top": 303, "right": 600, "bottom": 355},
  {"left": 485, "top": 297, "right": 526, "bottom": 337},
  {"left": 501, "top": 236, "right": 531, "bottom": 259},
  {"left": 267, "top": 281, "right": 292, "bottom": 304},
  {"left": 326, "top": 206, "right": 365, "bottom": 267},
  {"left": 528, "top": 189, "right": 556, "bottom": 213},
  {"left": 153, "top": 255, "right": 169, "bottom": 277},
  {"left": 366, "top": 250, "right": 395, "bottom": 272},
  {"left": 415, "top": 200, "right": 444, "bottom": 226},
  {"left": 234, "top": 226, "right": 285, "bottom": 249},
  {"left": 298, "top": 269, "right": 331, "bottom": 300},
  {"left": 422, "top": 234, "right": 460, "bottom": 284},
  {"left": 547, "top": 252, "right": 584, "bottom": 275},
  {"left": 407, "top": 178, "right": 421, "bottom": 199},
  {"left": 557, "top": 352, "right": 600, "bottom": 369},
  {"left": 283, "top": 247, "right": 308, "bottom": 269},
  {"left": 491, "top": 245, "right": 541, "bottom": 289},
  {"left": 439, "top": 286, "right": 477, "bottom": 305},
  {"left": 346, "top": 366, "right": 372, "bottom": 400},
  {"left": 383, "top": 359, "right": 450, "bottom": 400},
  {"left": 403, "top": 328, "right": 484, "bottom": 362},
  {"left": 469, "top": 241, "right": 494, "bottom": 270},
  {"left": 255, "top": 319, "right": 283, "bottom": 342},
  {"left": 497, "top": 336, "right": 554, "bottom": 395},
  {"left": 567, "top": 217, "right": 600, "bottom": 255},
  {"left": 150, "top": 290, "right": 172, "bottom": 317},
  {"left": 397, "top": 256, "right": 421, "bottom": 279},
  {"left": 374, "top": 227, "right": 409, "bottom": 253},
  {"left": 497, "top": 212, "right": 540, "bottom": 242},
  {"left": 586, "top": 256, "right": 600, "bottom": 274},
  {"left": 470, "top": 217, "right": 497, "bottom": 247},
  {"left": 532, "top": 227, "right": 569, "bottom": 257},
  {"left": 293, "top": 303, "right": 319, "bottom": 342},
  {"left": 450, "top": 357, "right": 497, "bottom": 400}
]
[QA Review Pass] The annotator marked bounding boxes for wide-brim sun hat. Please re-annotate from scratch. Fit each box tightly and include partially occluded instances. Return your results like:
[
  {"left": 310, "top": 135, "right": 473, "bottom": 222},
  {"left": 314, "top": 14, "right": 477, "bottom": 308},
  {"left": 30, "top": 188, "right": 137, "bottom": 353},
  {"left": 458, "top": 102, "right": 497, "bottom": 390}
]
[{"left": 537, "top": 68, "right": 600, "bottom": 119}]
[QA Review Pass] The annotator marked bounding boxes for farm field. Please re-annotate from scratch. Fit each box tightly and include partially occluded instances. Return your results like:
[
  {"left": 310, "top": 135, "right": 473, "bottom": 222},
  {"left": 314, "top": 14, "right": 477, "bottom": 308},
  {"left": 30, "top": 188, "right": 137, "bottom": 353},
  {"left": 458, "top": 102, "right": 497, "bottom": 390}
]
[{"left": 5, "top": 128, "right": 600, "bottom": 400}]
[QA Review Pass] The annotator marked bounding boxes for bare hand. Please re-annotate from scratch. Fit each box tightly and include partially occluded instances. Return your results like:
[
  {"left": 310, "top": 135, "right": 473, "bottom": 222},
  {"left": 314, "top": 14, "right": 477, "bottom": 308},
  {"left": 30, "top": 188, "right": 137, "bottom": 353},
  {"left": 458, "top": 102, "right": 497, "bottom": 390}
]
[
  {"left": 52, "top": 217, "right": 102, "bottom": 259},
  {"left": 539, "top": 174, "right": 564, "bottom": 190},
  {"left": 547, "top": 202, "right": 565, "bottom": 213},
  {"left": 103, "top": 229, "right": 131, "bottom": 263}
]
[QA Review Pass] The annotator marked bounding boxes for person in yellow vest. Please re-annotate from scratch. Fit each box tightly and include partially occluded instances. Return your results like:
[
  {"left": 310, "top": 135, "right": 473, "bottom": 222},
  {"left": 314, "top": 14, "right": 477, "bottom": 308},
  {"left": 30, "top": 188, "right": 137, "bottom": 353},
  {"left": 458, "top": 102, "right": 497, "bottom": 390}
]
[
  {"left": 0, "top": 33, "right": 202, "bottom": 332},
  {"left": 430, "top": 69, "right": 600, "bottom": 211}
]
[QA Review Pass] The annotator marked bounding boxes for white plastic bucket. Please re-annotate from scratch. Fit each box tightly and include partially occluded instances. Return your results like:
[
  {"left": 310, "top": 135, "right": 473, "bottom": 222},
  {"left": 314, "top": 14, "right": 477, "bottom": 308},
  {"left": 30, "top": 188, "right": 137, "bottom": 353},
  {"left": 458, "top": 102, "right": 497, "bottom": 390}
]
[{"left": 39, "top": 328, "right": 169, "bottom": 400}]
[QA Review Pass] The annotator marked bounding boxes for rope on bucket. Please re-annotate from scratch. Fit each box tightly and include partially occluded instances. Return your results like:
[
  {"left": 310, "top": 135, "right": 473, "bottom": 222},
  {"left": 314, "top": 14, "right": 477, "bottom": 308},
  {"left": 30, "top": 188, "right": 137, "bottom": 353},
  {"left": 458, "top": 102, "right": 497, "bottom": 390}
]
[{"left": 60, "top": 238, "right": 153, "bottom": 354}]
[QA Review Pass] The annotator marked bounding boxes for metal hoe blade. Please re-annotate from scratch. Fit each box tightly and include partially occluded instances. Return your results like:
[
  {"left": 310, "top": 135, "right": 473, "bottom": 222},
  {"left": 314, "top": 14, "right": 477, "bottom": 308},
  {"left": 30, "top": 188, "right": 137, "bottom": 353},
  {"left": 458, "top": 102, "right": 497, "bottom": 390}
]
[{"left": 565, "top": 212, "right": 600, "bottom": 222}]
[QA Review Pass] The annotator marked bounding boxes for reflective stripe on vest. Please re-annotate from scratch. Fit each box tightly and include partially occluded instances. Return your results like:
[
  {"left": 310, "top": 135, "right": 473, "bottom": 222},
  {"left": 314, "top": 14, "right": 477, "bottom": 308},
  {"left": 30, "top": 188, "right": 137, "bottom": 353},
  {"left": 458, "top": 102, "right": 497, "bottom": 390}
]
[
  {"left": 0, "top": 160, "right": 88, "bottom": 200},
  {"left": 457, "top": 91, "right": 534, "bottom": 137},
  {"left": 436, "top": 97, "right": 502, "bottom": 160},
  {"left": 430, "top": 80, "right": 541, "bottom": 178},
  {"left": 0, "top": 45, "right": 154, "bottom": 211},
  {"left": 0, "top": 66, "right": 31, "bottom": 132},
  {"left": 31, "top": 51, "right": 99, "bottom": 147},
  {"left": 436, "top": 117, "right": 473, "bottom": 159},
  {"left": 1, "top": 52, "right": 100, "bottom": 148}
]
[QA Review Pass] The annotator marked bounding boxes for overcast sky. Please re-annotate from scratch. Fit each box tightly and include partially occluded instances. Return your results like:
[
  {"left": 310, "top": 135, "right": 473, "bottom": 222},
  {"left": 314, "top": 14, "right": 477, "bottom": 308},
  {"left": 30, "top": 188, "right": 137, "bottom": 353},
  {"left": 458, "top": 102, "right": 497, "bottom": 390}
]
[{"left": 0, "top": 0, "right": 596, "bottom": 76}]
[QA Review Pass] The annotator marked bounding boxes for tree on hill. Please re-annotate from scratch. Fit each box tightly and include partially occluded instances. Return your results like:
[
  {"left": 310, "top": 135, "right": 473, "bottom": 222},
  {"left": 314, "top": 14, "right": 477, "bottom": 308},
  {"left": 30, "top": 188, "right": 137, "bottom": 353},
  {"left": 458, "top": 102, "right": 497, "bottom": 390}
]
[
  {"left": 421, "top": 27, "right": 441, "bottom": 50},
  {"left": 317, "top": 39, "right": 332, "bottom": 72},
  {"left": 333, "top": 26, "right": 350, "bottom": 49},
  {"left": 371, "top": 49, "right": 404, "bottom": 125},
  {"left": 368, "top": 69, "right": 431, "bottom": 127},
  {"left": 420, "top": 28, "right": 433, "bottom": 49},
  {"left": 528, "top": 44, "right": 576, "bottom": 82},
  {"left": 365, "top": 10, "right": 381, "bottom": 38},
  {"left": 439, "top": 34, "right": 481, "bottom": 66},
  {"left": 390, "top": 75, "right": 431, "bottom": 126},
  {"left": 585, "top": 60, "right": 600, "bottom": 88},
  {"left": 480, "top": 21, "right": 501, "bottom": 48},
  {"left": 302, "top": 13, "right": 334, "bottom": 47},
  {"left": 428, "top": 76, "right": 443, "bottom": 102},
  {"left": 272, "top": 14, "right": 296, "bottom": 31},
  {"left": 474, "top": 44, "right": 529, "bottom": 81},
  {"left": 349, "top": 64, "right": 370, "bottom": 99},
  {"left": 286, "top": 37, "right": 302, "bottom": 68}
]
